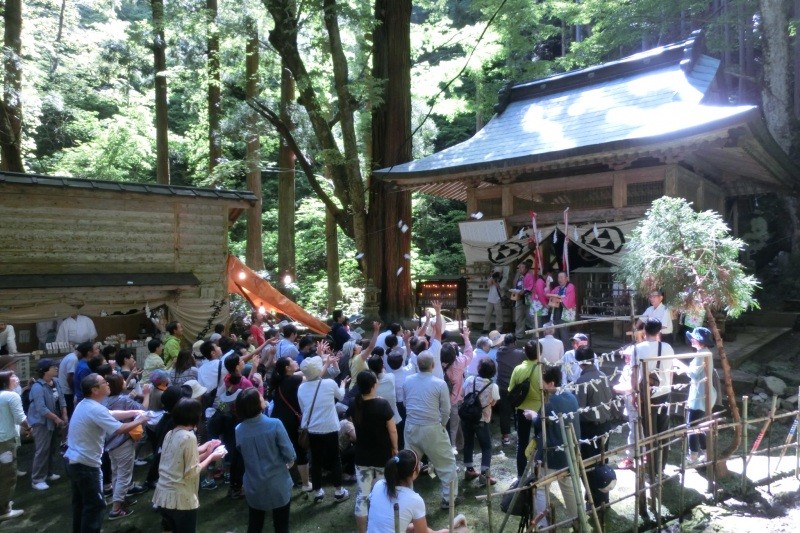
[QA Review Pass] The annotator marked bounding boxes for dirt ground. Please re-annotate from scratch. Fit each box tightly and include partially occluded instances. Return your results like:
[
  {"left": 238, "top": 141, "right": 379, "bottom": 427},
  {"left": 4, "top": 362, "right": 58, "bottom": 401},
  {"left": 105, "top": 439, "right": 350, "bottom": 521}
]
[{"left": 5, "top": 412, "right": 798, "bottom": 532}]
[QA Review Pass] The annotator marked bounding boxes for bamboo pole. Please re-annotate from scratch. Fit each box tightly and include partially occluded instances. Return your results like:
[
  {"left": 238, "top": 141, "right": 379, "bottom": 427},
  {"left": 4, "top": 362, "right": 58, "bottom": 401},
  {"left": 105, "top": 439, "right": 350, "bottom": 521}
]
[
  {"left": 567, "top": 423, "right": 603, "bottom": 532},
  {"left": 679, "top": 415, "right": 688, "bottom": 525},
  {"left": 524, "top": 315, "right": 630, "bottom": 336},
  {"left": 557, "top": 416, "right": 591, "bottom": 532},
  {"left": 394, "top": 502, "right": 400, "bottom": 533},
  {"left": 704, "top": 352, "right": 715, "bottom": 495},
  {"left": 741, "top": 395, "right": 749, "bottom": 495},
  {"left": 486, "top": 468, "right": 493, "bottom": 533},
  {"left": 449, "top": 478, "right": 455, "bottom": 533}
]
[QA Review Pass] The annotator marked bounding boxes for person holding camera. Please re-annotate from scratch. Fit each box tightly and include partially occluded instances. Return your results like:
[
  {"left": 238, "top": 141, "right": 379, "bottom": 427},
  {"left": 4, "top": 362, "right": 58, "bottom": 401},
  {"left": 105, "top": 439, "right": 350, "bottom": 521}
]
[{"left": 483, "top": 270, "right": 505, "bottom": 334}]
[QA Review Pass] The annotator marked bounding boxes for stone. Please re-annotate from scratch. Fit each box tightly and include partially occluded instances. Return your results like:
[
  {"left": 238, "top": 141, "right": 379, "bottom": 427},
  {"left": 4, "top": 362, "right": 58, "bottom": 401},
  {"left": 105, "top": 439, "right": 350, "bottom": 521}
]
[
  {"left": 780, "top": 394, "right": 798, "bottom": 411},
  {"left": 730, "top": 369, "right": 758, "bottom": 397},
  {"left": 762, "top": 375, "right": 787, "bottom": 397},
  {"left": 764, "top": 361, "right": 800, "bottom": 388}
]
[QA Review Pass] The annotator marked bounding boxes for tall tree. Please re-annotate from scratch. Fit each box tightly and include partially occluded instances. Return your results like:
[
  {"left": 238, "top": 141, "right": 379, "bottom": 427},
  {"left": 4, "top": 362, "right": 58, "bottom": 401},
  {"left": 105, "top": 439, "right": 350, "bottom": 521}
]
[
  {"left": 618, "top": 197, "right": 760, "bottom": 468},
  {"left": 0, "top": 0, "right": 24, "bottom": 172},
  {"left": 245, "top": 16, "right": 264, "bottom": 270},
  {"left": 207, "top": 0, "right": 222, "bottom": 173},
  {"left": 151, "top": 0, "right": 170, "bottom": 184},
  {"left": 759, "top": 0, "right": 792, "bottom": 152},
  {"left": 369, "top": 0, "right": 413, "bottom": 320},
  {"left": 277, "top": 62, "right": 296, "bottom": 283}
]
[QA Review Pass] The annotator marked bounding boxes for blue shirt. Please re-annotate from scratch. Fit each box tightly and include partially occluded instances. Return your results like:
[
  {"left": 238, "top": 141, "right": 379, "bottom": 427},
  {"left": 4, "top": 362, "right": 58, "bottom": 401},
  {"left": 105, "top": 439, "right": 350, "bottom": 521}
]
[
  {"left": 534, "top": 391, "right": 580, "bottom": 470},
  {"left": 27, "top": 379, "right": 64, "bottom": 429},
  {"left": 235, "top": 415, "right": 295, "bottom": 510},
  {"left": 73, "top": 360, "right": 91, "bottom": 402}
]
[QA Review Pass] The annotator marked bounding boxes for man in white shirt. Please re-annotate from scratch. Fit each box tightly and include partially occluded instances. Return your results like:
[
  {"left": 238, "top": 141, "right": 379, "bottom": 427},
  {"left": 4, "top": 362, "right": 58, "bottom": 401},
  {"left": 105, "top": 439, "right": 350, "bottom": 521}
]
[
  {"left": 56, "top": 314, "right": 98, "bottom": 345},
  {"left": 631, "top": 317, "right": 679, "bottom": 473},
  {"left": 538, "top": 323, "right": 564, "bottom": 366},
  {"left": 375, "top": 323, "right": 404, "bottom": 352},
  {"left": 0, "top": 323, "right": 17, "bottom": 355},
  {"left": 637, "top": 289, "right": 674, "bottom": 344}
]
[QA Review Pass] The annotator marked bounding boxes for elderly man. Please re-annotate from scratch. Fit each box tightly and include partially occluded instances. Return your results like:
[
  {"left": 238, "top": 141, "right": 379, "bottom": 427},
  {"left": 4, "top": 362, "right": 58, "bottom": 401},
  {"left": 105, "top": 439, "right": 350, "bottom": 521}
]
[
  {"left": 65, "top": 374, "right": 149, "bottom": 533},
  {"left": 538, "top": 322, "right": 564, "bottom": 366},
  {"left": 636, "top": 289, "right": 674, "bottom": 344},
  {"left": 402, "top": 351, "right": 460, "bottom": 510},
  {"left": 0, "top": 323, "right": 17, "bottom": 355},
  {"left": 56, "top": 314, "right": 97, "bottom": 345}
]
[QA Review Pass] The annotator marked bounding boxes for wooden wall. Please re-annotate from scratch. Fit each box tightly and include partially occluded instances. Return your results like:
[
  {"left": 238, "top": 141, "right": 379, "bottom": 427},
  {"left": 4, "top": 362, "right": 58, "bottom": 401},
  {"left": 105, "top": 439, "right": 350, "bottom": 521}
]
[{"left": 0, "top": 182, "right": 247, "bottom": 335}]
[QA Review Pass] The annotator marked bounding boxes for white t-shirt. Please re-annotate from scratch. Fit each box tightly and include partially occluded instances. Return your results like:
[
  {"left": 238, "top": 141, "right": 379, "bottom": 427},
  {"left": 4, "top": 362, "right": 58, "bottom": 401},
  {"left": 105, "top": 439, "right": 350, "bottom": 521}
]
[
  {"left": 376, "top": 372, "right": 401, "bottom": 424},
  {"left": 367, "top": 479, "right": 426, "bottom": 533},
  {"left": 65, "top": 398, "right": 122, "bottom": 468},
  {"left": 466, "top": 348, "right": 492, "bottom": 376},
  {"left": 462, "top": 376, "right": 500, "bottom": 423},
  {"left": 641, "top": 304, "right": 673, "bottom": 335},
  {"left": 429, "top": 339, "right": 443, "bottom": 379},
  {"left": 632, "top": 340, "right": 676, "bottom": 398},
  {"left": 55, "top": 315, "right": 97, "bottom": 344},
  {"left": 58, "top": 352, "right": 78, "bottom": 395}
]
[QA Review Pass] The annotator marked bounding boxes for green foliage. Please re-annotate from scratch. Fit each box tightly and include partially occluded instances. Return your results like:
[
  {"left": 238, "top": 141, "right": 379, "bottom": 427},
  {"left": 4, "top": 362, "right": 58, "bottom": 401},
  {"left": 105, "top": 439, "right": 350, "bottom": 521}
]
[
  {"left": 411, "top": 194, "right": 466, "bottom": 278},
  {"left": 617, "top": 196, "right": 759, "bottom": 318}
]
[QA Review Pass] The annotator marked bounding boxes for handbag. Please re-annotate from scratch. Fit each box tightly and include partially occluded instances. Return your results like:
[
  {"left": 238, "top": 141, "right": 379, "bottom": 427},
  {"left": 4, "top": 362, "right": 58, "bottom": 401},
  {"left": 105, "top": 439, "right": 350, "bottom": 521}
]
[
  {"left": 508, "top": 363, "right": 538, "bottom": 408},
  {"left": 298, "top": 380, "right": 322, "bottom": 450}
]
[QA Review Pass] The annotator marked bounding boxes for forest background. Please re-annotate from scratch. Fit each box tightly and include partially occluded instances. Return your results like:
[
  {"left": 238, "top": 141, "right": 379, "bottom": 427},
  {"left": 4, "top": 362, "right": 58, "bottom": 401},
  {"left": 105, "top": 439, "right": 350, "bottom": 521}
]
[{"left": 2, "top": 0, "right": 799, "bottom": 319}]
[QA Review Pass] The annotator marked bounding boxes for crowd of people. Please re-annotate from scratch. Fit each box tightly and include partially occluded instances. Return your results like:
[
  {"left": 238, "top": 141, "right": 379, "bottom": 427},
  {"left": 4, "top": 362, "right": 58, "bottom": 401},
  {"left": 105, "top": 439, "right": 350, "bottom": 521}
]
[{"left": 0, "top": 290, "right": 719, "bottom": 532}]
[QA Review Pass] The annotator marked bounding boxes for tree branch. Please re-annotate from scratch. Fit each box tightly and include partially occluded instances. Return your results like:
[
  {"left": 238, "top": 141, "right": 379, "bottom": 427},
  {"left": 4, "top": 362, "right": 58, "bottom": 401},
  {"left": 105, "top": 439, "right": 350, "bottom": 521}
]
[{"left": 246, "top": 97, "right": 353, "bottom": 235}]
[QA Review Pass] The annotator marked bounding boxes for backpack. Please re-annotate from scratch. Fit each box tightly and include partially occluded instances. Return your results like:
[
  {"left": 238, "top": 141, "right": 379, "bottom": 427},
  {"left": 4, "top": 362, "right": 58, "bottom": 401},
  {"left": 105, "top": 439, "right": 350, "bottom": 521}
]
[
  {"left": 459, "top": 379, "right": 492, "bottom": 424},
  {"left": 508, "top": 363, "right": 538, "bottom": 408}
]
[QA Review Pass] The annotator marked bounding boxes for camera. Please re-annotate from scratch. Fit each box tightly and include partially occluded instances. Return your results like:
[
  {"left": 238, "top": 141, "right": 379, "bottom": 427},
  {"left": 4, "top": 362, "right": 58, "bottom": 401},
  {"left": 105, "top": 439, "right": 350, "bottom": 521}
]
[{"left": 491, "top": 271, "right": 502, "bottom": 281}]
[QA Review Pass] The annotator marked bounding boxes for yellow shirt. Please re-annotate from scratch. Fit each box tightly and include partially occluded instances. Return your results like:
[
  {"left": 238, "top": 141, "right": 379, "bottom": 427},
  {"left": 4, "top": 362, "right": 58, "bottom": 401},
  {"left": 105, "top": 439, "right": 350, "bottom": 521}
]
[{"left": 508, "top": 360, "right": 543, "bottom": 412}]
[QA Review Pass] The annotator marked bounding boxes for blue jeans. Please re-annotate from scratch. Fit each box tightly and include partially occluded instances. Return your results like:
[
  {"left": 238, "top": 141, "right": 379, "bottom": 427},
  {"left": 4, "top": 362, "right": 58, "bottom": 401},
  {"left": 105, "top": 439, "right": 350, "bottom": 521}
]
[
  {"left": 462, "top": 420, "right": 492, "bottom": 472},
  {"left": 515, "top": 410, "right": 533, "bottom": 477},
  {"left": 65, "top": 460, "right": 105, "bottom": 533}
]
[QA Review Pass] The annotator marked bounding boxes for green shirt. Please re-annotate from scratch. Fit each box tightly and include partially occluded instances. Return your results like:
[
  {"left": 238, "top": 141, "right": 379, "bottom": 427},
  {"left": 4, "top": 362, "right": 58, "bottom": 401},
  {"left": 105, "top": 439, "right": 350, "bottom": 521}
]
[
  {"left": 162, "top": 335, "right": 181, "bottom": 368},
  {"left": 508, "top": 360, "right": 543, "bottom": 412}
]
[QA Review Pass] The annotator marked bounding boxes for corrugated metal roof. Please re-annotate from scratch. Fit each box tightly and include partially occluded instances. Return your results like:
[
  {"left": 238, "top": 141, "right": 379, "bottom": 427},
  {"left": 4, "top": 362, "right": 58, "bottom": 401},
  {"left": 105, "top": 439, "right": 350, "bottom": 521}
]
[
  {"left": 0, "top": 172, "right": 258, "bottom": 204},
  {"left": 377, "top": 51, "right": 754, "bottom": 180}
]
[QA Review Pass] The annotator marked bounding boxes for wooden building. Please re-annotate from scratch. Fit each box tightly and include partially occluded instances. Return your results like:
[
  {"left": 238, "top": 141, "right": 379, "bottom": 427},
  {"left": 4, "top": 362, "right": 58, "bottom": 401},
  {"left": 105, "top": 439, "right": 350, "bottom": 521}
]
[
  {"left": 375, "top": 32, "right": 800, "bottom": 329},
  {"left": 0, "top": 172, "right": 256, "bottom": 350}
]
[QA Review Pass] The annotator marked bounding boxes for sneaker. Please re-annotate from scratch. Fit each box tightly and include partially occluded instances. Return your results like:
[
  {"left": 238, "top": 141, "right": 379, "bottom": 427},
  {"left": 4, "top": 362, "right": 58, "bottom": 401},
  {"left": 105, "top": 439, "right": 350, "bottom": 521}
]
[
  {"left": 502, "top": 435, "right": 511, "bottom": 446},
  {"left": 618, "top": 457, "right": 634, "bottom": 470},
  {"left": 133, "top": 458, "right": 150, "bottom": 467},
  {"left": 478, "top": 473, "right": 497, "bottom": 486},
  {"left": 108, "top": 508, "right": 134, "bottom": 521},
  {"left": 46, "top": 474, "right": 61, "bottom": 482},
  {"left": 300, "top": 483, "right": 314, "bottom": 492},
  {"left": 228, "top": 487, "right": 244, "bottom": 500},
  {"left": 333, "top": 488, "right": 350, "bottom": 503},
  {"left": 419, "top": 463, "right": 430, "bottom": 475},
  {"left": 127, "top": 483, "right": 149, "bottom": 496},
  {"left": 440, "top": 495, "right": 464, "bottom": 510},
  {"left": 313, "top": 489, "right": 325, "bottom": 503},
  {"left": 464, "top": 468, "right": 480, "bottom": 481},
  {"left": 31, "top": 481, "right": 50, "bottom": 491},
  {"left": 200, "top": 479, "right": 218, "bottom": 491},
  {"left": 0, "top": 508, "right": 24, "bottom": 520},
  {"left": 15, "top": 470, "right": 26, "bottom": 477}
]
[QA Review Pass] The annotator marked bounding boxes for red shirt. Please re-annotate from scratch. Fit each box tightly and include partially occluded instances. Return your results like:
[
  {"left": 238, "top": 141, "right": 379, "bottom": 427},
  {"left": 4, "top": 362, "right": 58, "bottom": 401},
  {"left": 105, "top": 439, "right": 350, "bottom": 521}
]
[{"left": 249, "top": 323, "right": 265, "bottom": 346}]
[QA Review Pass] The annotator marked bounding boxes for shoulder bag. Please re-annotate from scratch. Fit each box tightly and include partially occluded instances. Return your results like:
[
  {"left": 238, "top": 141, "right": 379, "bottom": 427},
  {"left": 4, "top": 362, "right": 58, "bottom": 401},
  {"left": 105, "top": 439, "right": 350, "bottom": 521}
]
[{"left": 298, "top": 380, "right": 322, "bottom": 450}]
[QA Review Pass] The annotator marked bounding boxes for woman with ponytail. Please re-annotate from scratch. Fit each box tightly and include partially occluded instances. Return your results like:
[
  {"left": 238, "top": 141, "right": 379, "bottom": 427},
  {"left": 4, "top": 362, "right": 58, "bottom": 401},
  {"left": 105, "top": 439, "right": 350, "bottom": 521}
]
[
  {"left": 268, "top": 356, "right": 310, "bottom": 491},
  {"left": 367, "top": 450, "right": 465, "bottom": 533},
  {"left": 347, "top": 370, "right": 397, "bottom": 533}
]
